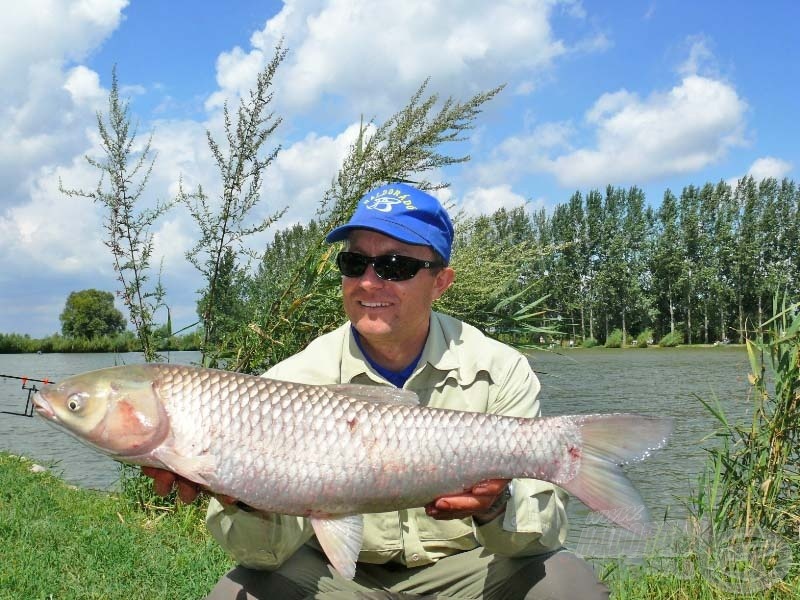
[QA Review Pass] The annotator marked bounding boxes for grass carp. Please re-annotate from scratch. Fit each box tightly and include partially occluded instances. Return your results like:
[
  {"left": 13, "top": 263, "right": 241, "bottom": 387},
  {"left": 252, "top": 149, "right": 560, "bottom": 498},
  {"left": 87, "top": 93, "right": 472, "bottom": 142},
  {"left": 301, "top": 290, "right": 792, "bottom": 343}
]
[{"left": 33, "top": 363, "right": 672, "bottom": 579}]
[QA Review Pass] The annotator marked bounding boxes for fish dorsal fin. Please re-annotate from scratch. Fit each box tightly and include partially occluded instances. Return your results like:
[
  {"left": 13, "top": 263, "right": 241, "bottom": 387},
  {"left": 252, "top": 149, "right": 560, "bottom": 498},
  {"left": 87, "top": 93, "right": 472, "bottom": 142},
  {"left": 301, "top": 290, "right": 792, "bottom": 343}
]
[
  {"left": 328, "top": 383, "right": 419, "bottom": 406},
  {"left": 310, "top": 514, "right": 363, "bottom": 579}
]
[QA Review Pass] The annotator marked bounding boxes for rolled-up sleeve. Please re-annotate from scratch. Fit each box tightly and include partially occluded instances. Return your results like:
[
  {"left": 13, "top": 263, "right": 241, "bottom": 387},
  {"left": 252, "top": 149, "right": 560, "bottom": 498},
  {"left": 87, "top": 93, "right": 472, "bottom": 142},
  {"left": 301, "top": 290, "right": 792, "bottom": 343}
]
[{"left": 475, "top": 479, "right": 569, "bottom": 556}]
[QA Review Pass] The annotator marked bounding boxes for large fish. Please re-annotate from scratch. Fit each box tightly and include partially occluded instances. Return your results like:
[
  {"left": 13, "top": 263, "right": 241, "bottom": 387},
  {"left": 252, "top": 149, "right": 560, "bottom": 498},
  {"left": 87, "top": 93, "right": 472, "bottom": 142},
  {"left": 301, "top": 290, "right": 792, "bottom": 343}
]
[{"left": 33, "top": 363, "right": 672, "bottom": 578}]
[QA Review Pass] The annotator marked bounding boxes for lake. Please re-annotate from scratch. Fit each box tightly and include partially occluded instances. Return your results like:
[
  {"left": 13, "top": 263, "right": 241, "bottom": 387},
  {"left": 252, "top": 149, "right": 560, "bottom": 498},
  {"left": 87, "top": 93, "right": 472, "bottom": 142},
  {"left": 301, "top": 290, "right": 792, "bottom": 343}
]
[{"left": 0, "top": 347, "right": 753, "bottom": 551}]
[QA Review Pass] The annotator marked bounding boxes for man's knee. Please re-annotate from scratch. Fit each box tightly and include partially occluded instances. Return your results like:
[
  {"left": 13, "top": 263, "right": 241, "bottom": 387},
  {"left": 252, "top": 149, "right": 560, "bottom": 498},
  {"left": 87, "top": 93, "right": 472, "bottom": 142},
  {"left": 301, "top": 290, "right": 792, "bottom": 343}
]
[
  {"left": 205, "top": 565, "right": 307, "bottom": 600},
  {"left": 516, "top": 550, "right": 609, "bottom": 600}
]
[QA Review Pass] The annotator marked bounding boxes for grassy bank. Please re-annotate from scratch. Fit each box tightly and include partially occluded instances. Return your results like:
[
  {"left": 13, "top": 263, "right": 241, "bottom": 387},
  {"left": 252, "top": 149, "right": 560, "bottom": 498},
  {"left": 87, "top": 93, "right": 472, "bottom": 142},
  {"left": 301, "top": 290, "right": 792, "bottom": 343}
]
[
  {"left": 2, "top": 452, "right": 796, "bottom": 598},
  {"left": 0, "top": 453, "right": 232, "bottom": 599}
]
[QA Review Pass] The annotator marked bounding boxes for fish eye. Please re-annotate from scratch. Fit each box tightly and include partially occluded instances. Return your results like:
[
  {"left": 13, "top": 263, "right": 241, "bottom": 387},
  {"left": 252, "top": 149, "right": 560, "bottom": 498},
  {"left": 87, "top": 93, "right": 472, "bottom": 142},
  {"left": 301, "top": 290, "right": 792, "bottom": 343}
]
[{"left": 67, "top": 394, "right": 84, "bottom": 412}]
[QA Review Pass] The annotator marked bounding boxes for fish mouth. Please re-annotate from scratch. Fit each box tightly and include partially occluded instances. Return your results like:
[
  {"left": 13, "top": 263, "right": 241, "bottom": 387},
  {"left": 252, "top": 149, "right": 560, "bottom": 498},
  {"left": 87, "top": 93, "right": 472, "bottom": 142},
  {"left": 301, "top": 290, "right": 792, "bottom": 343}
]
[{"left": 32, "top": 392, "right": 56, "bottom": 420}]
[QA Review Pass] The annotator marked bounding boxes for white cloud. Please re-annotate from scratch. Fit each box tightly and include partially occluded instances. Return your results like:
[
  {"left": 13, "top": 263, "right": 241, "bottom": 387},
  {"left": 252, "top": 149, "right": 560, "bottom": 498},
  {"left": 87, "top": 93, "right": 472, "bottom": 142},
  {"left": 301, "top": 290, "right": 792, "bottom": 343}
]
[
  {"left": 746, "top": 156, "right": 793, "bottom": 182},
  {"left": 480, "top": 74, "right": 748, "bottom": 189},
  {"left": 0, "top": 160, "right": 107, "bottom": 278},
  {"left": 458, "top": 184, "right": 528, "bottom": 216},
  {"left": 472, "top": 121, "right": 574, "bottom": 185},
  {"left": 0, "top": 3, "right": 128, "bottom": 210},
  {"left": 208, "top": 0, "right": 587, "bottom": 115},
  {"left": 0, "top": 1, "right": 127, "bottom": 101},
  {"left": 261, "top": 121, "right": 371, "bottom": 226},
  {"left": 63, "top": 66, "right": 106, "bottom": 107},
  {"left": 470, "top": 38, "right": 749, "bottom": 190},
  {"left": 677, "top": 36, "right": 717, "bottom": 78},
  {"left": 547, "top": 75, "right": 747, "bottom": 186}
]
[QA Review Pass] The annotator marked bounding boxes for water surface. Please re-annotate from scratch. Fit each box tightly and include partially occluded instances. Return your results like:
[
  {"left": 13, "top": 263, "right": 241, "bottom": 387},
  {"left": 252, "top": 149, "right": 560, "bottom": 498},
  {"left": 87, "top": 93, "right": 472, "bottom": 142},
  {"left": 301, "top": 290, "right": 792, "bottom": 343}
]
[{"left": 533, "top": 346, "right": 751, "bottom": 546}]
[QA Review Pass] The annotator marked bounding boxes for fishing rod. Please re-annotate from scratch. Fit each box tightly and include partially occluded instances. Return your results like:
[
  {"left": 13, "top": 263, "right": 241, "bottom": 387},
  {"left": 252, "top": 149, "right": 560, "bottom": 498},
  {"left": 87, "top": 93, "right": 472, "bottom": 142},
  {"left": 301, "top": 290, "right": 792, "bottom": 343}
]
[{"left": 0, "top": 373, "right": 56, "bottom": 418}]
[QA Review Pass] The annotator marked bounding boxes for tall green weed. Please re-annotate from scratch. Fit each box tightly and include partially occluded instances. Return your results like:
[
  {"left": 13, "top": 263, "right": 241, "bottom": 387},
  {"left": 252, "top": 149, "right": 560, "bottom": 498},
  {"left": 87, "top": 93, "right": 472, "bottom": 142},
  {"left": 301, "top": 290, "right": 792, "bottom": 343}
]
[{"left": 689, "top": 299, "right": 799, "bottom": 593}]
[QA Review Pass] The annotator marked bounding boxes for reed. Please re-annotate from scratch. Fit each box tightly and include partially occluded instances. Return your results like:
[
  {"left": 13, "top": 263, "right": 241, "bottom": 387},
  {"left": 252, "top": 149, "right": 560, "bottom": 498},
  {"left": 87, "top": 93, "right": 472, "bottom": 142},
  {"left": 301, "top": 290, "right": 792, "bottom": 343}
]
[{"left": 689, "top": 298, "right": 799, "bottom": 594}]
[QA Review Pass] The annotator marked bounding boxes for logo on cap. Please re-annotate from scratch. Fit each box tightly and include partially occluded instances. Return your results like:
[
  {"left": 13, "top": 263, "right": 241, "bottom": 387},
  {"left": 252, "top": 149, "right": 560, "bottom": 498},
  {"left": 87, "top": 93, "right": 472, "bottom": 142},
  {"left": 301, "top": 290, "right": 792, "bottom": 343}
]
[{"left": 363, "top": 188, "right": 418, "bottom": 213}]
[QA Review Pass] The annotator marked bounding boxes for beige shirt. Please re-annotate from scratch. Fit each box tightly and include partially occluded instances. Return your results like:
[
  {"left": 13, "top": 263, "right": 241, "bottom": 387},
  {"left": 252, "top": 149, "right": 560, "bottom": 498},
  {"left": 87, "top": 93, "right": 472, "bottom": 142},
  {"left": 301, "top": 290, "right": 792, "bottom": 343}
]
[{"left": 206, "top": 311, "right": 569, "bottom": 570}]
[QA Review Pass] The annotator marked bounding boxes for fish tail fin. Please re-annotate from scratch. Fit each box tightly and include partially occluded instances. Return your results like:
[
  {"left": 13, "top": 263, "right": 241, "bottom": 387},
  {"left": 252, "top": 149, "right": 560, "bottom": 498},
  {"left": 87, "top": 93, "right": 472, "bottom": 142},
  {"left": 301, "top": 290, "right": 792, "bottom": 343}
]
[{"left": 559, "top": 414, "right": 673, "bottom": 535}]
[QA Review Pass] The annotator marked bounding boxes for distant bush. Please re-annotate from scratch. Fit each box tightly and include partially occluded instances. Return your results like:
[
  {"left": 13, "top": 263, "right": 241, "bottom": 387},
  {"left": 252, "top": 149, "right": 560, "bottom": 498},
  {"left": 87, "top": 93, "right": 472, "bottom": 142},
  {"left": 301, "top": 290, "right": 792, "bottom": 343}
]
[
  {"left": 659, "top": 330, "right": 684, "bottom": 347},
  {"left": 604, "top": 329, "right": 623, "bottom": 348},
  {"left": 581, "top": 337, "right": 598, "bottom": 348},
  {"left": 0, "top": 333, "right": 37, "bottom": 353},
  {"left": 0, "top": 331, "right": 200, "bottom": 353},
  {"left": 635, "top": 328, "right": 653, "bottom": 348}
]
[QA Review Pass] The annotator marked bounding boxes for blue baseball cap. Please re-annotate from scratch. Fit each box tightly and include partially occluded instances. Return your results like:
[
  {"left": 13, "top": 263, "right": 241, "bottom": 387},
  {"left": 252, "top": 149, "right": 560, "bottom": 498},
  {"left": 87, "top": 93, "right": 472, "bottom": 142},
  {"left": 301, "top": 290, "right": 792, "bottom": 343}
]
[{"left": 325, "top": 183, "right": 454, "bottom": 263}]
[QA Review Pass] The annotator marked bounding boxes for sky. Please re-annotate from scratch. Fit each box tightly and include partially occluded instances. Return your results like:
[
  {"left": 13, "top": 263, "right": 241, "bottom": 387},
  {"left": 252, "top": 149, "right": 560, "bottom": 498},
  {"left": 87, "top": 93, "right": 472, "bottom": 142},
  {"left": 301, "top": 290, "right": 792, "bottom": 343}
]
[{"left": 1, "top": 0, "right": 798, "bottom": 338}]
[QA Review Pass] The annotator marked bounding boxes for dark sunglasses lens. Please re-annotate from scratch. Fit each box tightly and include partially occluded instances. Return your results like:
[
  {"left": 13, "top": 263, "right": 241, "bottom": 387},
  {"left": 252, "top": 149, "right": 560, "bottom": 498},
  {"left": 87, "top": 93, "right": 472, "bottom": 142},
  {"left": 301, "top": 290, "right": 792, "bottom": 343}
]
[
  {"left": 373, "top": 255, "right": 419, "bottom": 281},
  {"left": 337, "top": 252, "right": 433, "bottom": 281},
  {"left": 337, "top": 252, "right": 368, "bottom": 277}
]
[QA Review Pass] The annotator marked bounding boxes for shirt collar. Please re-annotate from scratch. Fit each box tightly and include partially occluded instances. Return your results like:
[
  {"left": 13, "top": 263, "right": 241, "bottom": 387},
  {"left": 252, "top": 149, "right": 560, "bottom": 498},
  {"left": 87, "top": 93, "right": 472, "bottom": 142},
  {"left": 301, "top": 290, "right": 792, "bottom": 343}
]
[{"left": 340, "top": 312, "right": 483, "bottom": 387}]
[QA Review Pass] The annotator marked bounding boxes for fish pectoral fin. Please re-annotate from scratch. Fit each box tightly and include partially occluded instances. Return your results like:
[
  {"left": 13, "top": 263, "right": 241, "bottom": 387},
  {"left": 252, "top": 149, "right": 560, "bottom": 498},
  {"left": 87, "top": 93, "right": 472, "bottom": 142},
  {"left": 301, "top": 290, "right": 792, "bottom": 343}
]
[
  {"left": 328, "top": 383, "right": 419, "bottom": 406},
  {"left": 310, "top": 514, "right": 363, "bottom": 580},
  {"left": 152, "top": 447, "right": 216, "bottom": 487}
]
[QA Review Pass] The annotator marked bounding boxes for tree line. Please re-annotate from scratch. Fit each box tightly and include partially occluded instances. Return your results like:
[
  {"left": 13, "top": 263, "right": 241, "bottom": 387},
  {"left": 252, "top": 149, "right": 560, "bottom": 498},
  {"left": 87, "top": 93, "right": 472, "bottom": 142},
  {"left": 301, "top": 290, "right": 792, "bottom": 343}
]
[
  {"left": 201, "top": 175, "right": 799, "bottom": 360},
  {"left": 527, "top": 176, "right": 800, "bottom": 345}
]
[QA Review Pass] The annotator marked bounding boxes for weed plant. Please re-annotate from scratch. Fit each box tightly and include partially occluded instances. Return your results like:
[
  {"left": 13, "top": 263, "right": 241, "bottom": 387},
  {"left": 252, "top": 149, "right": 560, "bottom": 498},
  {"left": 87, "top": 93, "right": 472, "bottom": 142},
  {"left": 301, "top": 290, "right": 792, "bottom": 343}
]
[
  {"left": 683, "top": 299, "right": 799, "bottom": 595},
  {"left": 582, "top": 336, "right": 599, "bottom": 348},
  {"left": 635, "top": 328, "right": 653, "bottom": 347},
  {"left": 604, "top": 329, "right": 624, "bottom": 348}
]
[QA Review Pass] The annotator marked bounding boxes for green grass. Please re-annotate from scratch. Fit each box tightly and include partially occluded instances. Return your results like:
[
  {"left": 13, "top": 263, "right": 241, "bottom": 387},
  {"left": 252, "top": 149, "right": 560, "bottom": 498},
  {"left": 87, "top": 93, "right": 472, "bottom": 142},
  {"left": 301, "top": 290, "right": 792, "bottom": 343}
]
[
  {"left": 602, "top": 561, "right": 799, "bottom": 599},
  {"left": 4, "top": 452, "right": 796, "bottom": 599},
  {"left": 0, "top": 453, "right": 233, "bottom": 599}
]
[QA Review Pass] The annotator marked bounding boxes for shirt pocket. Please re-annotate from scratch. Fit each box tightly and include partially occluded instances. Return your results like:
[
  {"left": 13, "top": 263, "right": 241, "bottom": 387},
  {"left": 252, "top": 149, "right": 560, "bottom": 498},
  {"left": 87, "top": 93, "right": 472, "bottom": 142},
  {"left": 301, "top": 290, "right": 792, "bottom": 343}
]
[
  {"left": 414, "top": 509, "right": 475, "bottom": 542},
  {"left": 361, "top": 511, "right": 403, "bottom": 552}
]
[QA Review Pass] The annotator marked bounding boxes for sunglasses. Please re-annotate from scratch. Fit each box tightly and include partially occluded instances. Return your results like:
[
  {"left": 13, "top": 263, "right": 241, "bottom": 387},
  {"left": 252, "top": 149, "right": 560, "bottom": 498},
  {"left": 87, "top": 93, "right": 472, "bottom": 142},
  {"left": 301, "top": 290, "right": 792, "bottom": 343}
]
[{"left": 336, "top": 251, "right": 443, "bottom": 281}]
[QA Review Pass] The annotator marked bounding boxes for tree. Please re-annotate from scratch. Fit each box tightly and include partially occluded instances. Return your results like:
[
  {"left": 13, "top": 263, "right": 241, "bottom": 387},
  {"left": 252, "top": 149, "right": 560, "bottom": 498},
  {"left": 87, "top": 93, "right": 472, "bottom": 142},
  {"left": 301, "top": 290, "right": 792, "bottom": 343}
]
[
  {"left": 60, "top": 289, "right": 126, "bottom": 339},
  {"left": 180, "top": 44, "right": 287, "bottom": 366},
  {"left": 60, "top": 67, "right": 170, "bottom": 361},
  {"left": 732, "top": 176, "right": 761, "bottom": 342}
]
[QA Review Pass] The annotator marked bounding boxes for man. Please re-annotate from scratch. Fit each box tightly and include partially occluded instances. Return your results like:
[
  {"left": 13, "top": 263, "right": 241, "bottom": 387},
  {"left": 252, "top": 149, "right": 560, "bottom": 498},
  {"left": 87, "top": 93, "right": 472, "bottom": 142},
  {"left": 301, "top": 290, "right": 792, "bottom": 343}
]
[{"left": 145, "top": 183, "right": 608, "bottom": 599}]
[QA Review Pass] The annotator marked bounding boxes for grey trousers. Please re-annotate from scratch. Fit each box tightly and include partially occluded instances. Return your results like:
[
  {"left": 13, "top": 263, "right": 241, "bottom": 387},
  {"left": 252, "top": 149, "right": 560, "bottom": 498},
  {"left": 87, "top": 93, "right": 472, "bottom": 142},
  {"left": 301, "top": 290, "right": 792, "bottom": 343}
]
[{"left": 205, "top": 546, "right": 609, "bottom": 599}]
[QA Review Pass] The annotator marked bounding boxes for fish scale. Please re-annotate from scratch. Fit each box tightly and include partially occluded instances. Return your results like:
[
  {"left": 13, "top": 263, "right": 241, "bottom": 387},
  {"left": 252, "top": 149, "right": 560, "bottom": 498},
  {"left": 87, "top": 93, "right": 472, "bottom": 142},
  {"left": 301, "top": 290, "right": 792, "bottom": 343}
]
[
  {"left": 33, "top": 363, "right": 672, "bottom": 579},
  {"left": 150, "top": 364, "right": 578, "bottom": 514}
]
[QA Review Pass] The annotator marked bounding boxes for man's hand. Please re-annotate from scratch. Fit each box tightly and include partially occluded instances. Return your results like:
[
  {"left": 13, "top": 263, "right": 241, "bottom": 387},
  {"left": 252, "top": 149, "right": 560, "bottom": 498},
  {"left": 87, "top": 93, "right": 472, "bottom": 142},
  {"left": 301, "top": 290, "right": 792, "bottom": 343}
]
[
  {"left": 140, "top": 466, "right": 236, "bottom": 505},
  {"left": 425, "top": 478, "right": 511, "bottom": 523},
  {"left": 140, "top": 466, "right": 202, "bottom": 503}
]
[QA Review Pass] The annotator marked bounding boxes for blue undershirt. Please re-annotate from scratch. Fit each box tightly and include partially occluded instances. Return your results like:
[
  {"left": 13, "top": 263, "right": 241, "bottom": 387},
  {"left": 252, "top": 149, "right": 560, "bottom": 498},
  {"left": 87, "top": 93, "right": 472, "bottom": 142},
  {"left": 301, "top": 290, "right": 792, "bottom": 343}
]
[{"left": 351, "top": 325, "right": 424, "bottom": 388}]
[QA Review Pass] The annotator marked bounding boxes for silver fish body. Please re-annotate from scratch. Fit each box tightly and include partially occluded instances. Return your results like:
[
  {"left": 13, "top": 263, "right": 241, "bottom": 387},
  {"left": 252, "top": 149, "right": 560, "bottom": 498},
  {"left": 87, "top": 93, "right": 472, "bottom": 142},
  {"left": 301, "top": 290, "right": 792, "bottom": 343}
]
[{"left": 34, "top": 363, "right": 672, "bottom": 578}]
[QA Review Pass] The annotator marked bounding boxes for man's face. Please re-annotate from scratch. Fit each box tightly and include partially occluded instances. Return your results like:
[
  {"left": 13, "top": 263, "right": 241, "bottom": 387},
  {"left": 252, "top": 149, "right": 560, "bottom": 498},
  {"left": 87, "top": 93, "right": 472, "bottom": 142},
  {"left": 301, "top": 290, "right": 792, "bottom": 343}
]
[{"left": 342, "top": 230, "right": 454, "bottom": 346}]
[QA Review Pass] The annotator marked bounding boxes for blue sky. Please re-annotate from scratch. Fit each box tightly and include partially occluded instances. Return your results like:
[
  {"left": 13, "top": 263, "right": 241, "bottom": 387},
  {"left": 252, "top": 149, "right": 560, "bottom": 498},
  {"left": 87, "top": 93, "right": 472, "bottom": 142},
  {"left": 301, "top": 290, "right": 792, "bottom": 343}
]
[{"left": 1, "top": 1, "right": 797, "bottom": 337}]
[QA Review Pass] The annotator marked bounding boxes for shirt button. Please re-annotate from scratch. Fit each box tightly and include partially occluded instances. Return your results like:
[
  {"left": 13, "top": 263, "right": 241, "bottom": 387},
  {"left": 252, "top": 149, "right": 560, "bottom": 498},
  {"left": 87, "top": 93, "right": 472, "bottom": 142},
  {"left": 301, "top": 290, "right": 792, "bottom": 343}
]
[{"left": 410, "top": 553, "right": 420, "bottom": 562}]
